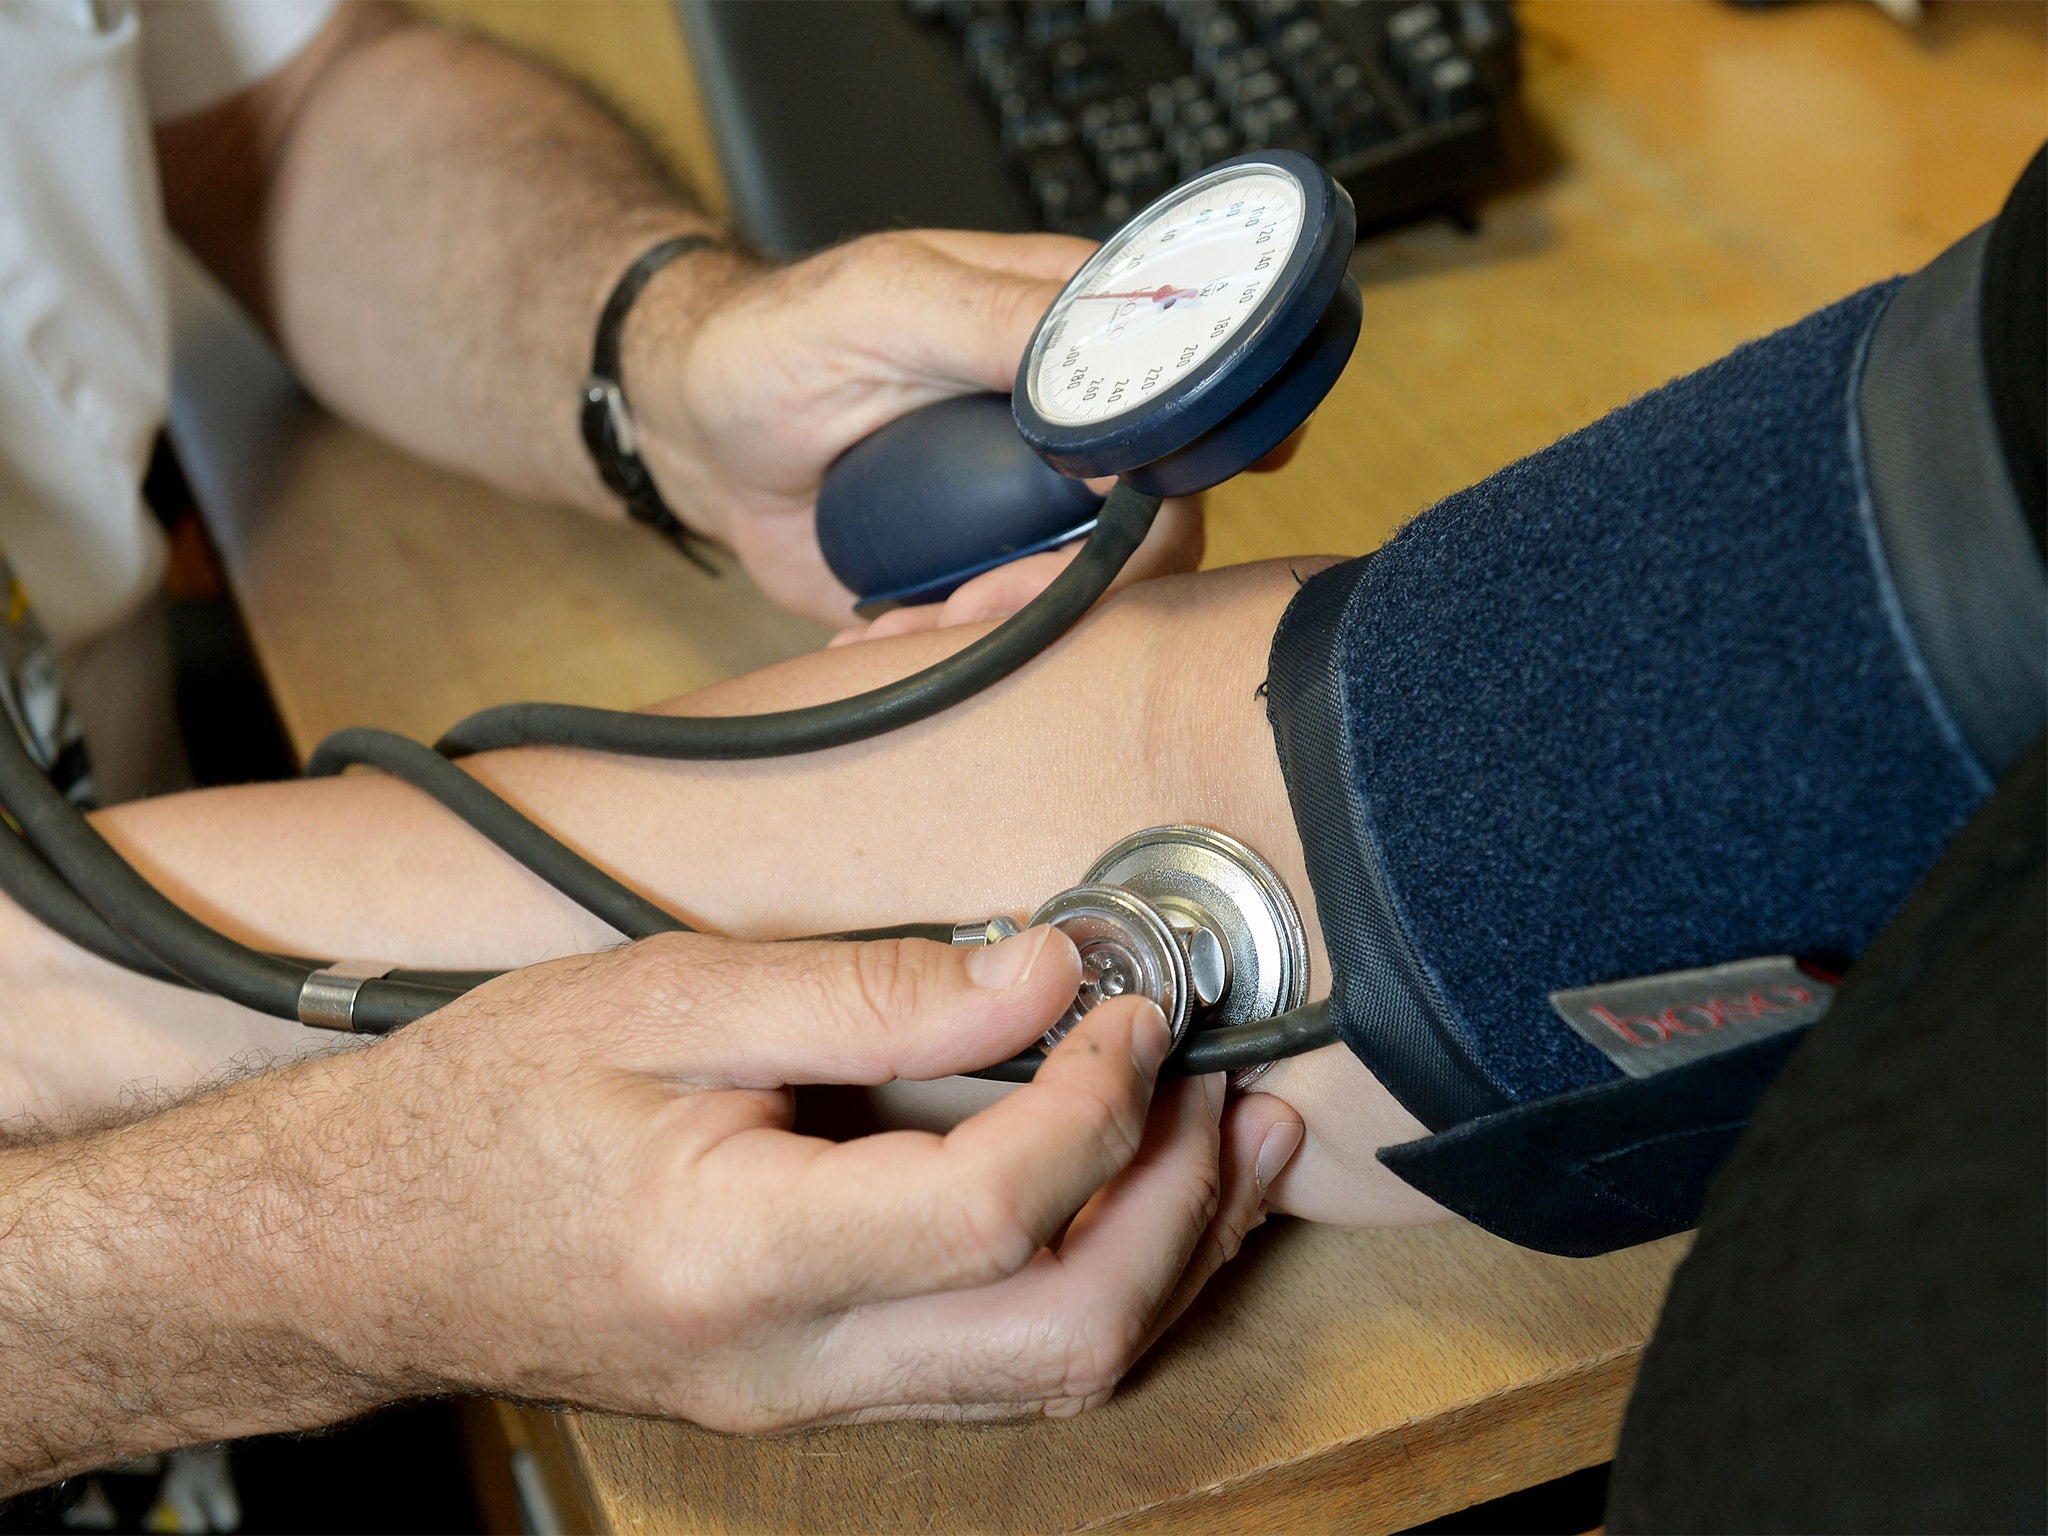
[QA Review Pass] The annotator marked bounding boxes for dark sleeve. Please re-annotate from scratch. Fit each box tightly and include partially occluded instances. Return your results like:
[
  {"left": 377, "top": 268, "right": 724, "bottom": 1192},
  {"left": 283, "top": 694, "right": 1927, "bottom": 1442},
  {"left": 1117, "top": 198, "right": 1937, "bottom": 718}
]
[{"left": 1263, "top": 150, "right": 2047, "bottom": 1256}]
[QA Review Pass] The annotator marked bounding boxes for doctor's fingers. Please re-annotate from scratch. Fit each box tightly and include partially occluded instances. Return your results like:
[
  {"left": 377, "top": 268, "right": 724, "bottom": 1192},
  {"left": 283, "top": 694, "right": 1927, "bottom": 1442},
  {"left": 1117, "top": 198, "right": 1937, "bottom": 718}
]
[
  {"left": 1137, "top": 1088, "right": 1303, "bottom": 1358},
  {"left": 907, "top": 228, "right": 1097, "bottom": 285},
  {"left": 589, "top": 928, "right": 1083, "bottom": 1087},
  {"left": 748, "top": 1075, "right": 1228, "bottom": 1429},
  {"left": 695, "top": 996, "right": 1177, "bottom": 1318},
  {"left": 748, "top": 230, "right": 1070, "bottom": 401}
]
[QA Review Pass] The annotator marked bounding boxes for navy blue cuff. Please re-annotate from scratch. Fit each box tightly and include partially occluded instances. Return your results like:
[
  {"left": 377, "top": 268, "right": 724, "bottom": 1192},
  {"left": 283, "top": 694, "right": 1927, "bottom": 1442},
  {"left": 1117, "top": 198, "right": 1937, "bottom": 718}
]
[
  {"left": 1376, "top": 1029, "right": 1810, "bottom": 1256},
  {"left": 1263, "top": 271, "right": 2012, "bottom": 1254},
  {"left": 1265, "top": 555, "right": 1511, "bottom": 1131}
]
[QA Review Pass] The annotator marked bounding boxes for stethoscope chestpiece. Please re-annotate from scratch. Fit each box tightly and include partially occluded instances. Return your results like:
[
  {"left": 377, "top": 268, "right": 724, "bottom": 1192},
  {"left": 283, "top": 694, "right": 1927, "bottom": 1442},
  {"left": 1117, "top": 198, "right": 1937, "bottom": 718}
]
[
  {"left": 1081, "top": 825, "right": 1307, "bottom": 1032},
  {"left": 1022, "top": 825, "right": 1309, "bottom": 1065},
  {"left": 1028, "top": 882, "right": 1190, "bottom": 1049}
]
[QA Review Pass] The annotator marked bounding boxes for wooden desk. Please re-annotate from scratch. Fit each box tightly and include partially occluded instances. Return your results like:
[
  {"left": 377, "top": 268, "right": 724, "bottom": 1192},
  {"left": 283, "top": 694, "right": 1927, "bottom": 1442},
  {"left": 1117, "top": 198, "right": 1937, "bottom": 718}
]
[{"left": 166, "top": 2, "right": 2045, "bottom": 1531}]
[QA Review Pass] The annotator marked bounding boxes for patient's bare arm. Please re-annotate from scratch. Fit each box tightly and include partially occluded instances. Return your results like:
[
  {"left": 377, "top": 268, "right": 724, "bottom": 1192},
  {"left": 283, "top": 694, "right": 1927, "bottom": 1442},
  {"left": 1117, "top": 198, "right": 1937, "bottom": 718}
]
[{"left": 0, "top": 560, "right": 1442, "bottom": 1226}]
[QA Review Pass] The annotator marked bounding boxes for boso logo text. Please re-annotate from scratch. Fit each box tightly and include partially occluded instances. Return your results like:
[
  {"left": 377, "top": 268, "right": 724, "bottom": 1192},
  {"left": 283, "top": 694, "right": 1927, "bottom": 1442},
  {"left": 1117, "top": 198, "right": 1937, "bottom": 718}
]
[{"left": 1588, "top": 985, "right": 1816, "bottom": 1049}]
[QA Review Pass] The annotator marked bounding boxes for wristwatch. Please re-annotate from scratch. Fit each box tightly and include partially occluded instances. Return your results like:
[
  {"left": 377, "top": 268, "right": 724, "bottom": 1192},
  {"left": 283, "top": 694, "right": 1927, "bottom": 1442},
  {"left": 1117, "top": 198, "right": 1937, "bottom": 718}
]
[{"left": 579, "top": 233, "right": 736, "bottom": 572}]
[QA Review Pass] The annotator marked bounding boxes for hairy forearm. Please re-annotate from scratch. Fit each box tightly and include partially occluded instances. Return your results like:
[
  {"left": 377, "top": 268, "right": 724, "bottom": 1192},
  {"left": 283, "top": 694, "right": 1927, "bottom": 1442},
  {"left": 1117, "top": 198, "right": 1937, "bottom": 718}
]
[
  {"left": 0, "top": 1049, "right": 398, "bottom": 1494},
  {"left": 160, "top": 7, "right": 739, "bottom": 516},
  {"left": 1, "top": 901, "right": 1269, "bottom": 1486}
]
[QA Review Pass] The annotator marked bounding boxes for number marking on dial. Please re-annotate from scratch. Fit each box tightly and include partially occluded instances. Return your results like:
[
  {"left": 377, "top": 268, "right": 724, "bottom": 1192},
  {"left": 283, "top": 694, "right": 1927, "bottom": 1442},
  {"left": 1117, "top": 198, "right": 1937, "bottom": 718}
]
[{"left": 1027, "top": 168, "right": 1306, "bottom": 429}]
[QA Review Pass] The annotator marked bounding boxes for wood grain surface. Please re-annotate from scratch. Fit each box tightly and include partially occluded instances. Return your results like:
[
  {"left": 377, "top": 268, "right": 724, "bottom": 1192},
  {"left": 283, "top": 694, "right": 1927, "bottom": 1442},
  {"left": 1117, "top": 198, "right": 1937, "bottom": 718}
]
[
  {"left": 569, "top": 1220, "right": 1681, "bottom": 1536},
  {"left": 166, "top": 1, "right": 2045, "bottom": 1530}
]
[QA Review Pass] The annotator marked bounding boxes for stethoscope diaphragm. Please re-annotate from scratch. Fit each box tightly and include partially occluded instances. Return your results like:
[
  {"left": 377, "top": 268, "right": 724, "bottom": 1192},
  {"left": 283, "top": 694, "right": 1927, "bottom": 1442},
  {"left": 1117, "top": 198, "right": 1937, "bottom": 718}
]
[{"left": 1014, "top": 825, "right": 1309, "bottom": 1070}]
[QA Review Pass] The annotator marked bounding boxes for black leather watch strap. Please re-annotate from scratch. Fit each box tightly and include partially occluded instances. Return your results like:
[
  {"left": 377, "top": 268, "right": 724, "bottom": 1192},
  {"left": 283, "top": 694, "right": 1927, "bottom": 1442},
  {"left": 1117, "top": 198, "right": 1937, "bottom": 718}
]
[{"left": 579, "top": 234, "right": 734, "bottom": 572}]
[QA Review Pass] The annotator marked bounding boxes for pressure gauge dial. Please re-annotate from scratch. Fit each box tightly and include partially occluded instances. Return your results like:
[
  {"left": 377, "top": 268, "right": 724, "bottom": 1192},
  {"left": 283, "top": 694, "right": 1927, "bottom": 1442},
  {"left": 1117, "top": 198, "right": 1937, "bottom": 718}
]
[
  {"left": 817, "top": 151, "right": 1359, "bottom": 609},
  {"left": 1023, "top": 166, "right": 1308, "bottom": 428},
  {"left": 1014, "top": 150, "right": 1360, "bottom": 498}
]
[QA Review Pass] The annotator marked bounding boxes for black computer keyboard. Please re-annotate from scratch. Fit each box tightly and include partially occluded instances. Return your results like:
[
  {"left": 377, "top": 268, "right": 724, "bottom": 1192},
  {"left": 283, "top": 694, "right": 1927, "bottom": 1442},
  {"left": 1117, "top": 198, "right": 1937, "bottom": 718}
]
[
  {"left": 679, "top": 0, "right": 1520, "bottom": 257},
  {"left": 914, "top": 0, "right": 1520, "bottom": 238}
]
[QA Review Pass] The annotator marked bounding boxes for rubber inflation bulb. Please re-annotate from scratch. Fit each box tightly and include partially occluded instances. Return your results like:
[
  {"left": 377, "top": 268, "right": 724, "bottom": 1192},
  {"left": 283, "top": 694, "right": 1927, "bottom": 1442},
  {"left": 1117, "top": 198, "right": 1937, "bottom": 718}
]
[{"left": 816, "top": 393, "right": 1106, "bottom": 615}]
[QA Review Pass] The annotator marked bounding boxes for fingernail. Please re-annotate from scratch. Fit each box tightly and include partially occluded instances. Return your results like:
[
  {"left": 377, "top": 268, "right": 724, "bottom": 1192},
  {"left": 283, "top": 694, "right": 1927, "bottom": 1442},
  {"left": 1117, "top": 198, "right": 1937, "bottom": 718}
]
[
  {"left": 1254, "top": 1122, "right": 1304, "bottom": 1196},
  {"left": 1129, "top": 1000, "right": 1171, "bottom": 1077},
  {"left": 966, "top": 926, "right": 1051, "bottom": 990},
  {"left": 1202, "top": 1072, "right": 1225, "bottom": 1120}
]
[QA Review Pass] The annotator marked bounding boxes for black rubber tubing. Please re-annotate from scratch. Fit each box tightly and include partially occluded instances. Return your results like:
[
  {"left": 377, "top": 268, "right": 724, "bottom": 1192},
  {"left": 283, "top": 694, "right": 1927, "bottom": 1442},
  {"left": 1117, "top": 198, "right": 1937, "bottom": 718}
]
[
  {"left": 0, "top": 716, "right": 462, "bottom": 1029},
  {"left": 1, "top": 737, "right": 1336, "bottom": 1065},
  {"left": 0, "top": 823, "right": 499, "bottom": 995},
  {"left": 304, "top": 728, "right": 964, "bottom": 947},
  {"left": 0, "top": 811, "right": 185, "bottom": 985},
  {"left": 968, "top": 999, "right": 1336, "bottom": 1083},
  {"left": 305, "top": 726, "right": 690, "bottom": 939},
  {"left": 298, "top": 490, "right": 1165, "bottom": 952},
  {"left": 427, "top": 482, "right": 1161, "bottom": 760},
  {"left": 0, "top": 468, "right": 1339, "bottom": 1065},
  {"left": 0, "top": 732, "right": 993, "bottom": 1028},
  {"left": 0, "top": 739, "right": 1337, "bottom": 1064}
]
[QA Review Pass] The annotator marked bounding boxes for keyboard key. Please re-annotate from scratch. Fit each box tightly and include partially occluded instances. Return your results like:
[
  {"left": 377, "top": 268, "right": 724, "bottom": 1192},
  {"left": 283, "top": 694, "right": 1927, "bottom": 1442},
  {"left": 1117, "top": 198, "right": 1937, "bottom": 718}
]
[
  {"left": 1049, "top": 36, "right": 1117, "bottom": 102},
  {"left": 1023, "top": 1, "right": 1085, "bottom": 49},
  {"left": 1385, "top": 3, "right": 1446, "bottom": 46},
  {"left": 999, "top": 95, "right": 1066, "bottom": 151},
  {"left": 924, "top": 0, "right": 1519, "bottom": 238},
  {"left": 1101, "top": 146, "right": 1169, "bottom": 199},
  {"left": 1146, "top": 73, "right": 1206, "bottom": 128},
  {"left": 1221, "top": 68, "right": 1286, "bottom": 110},
  {"left": 1007, "top": 113, "right": 1074, "bottom": 154},
  {"left": 1078, "top": 95, "right": 1140, "bottom": 131},
  {"left": 1401, "top": 29, "right": 1456, "bottom": 71},
  {"left": 1186, "top": 14, "right": 1247, "bottom": 70},
  {"left": 1271, "top": 17, "right": 1328, "bottom": 59},
  {"left": 1303, "top": 59, "right": 1368, "bottom": 124},
  {"left": 1288, "top": 43, "right": 1349, "bottom": 105},
  {"left": 1454, "top": 1, "right": 1510, "bottom": 53},
  {"left": 1236, "top": 95, "right": 1315, "bottom": 153},
  {"left": 1170, "top": 0, "right": 1231, "bottom": 46},
  {"left": 1093, "top": 119, "right": 1154, "bottom": 155},
  {"left": 1422, "top": 52, "right": 1486, "bottom": 116},
  {"left": 1165, "top": 119, "right": 1236, "bottom": 177},
  {"left": 961, "top": 14, "right": 1018, "bottom": 60},
  {"left": 980, "top": 55, "right": 1022, "bottom": 94},
  {"left": 1324, "top": 101, "right": 1393, "bottom": 157},
  {"left": 1209, "top": 46, "right": 1273, "bottom": 89}
]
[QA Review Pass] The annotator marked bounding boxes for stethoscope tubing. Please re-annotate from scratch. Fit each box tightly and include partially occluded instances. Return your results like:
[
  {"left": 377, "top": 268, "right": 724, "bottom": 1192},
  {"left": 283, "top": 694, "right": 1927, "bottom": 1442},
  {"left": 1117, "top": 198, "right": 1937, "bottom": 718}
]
[{"left": 0, "top": 480, "right": 1336, "bottom": 1073}]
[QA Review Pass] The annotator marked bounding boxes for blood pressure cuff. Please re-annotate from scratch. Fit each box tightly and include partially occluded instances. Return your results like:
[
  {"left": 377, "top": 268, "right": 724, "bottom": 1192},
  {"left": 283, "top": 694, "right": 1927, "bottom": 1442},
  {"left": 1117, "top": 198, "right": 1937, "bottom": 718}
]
[{"left": 1264, "top": 160, "right": 2047, "bottom": 1257}]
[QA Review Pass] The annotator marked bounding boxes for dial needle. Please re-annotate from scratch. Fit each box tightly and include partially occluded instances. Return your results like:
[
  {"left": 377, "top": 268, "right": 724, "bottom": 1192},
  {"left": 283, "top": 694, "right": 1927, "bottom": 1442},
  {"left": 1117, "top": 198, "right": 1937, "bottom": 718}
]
[{"left": 1075, "top": 284, "right": 1200, "bottom": 307}]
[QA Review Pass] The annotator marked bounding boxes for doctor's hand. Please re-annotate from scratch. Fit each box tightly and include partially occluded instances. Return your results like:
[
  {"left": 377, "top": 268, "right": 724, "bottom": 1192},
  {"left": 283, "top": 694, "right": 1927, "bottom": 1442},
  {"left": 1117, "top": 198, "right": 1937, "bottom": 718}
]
[
  {"left": 626, "top": 230, "right": 1204, "bottom": 624},
  {"left": 3, "top": 925, "right": 1294, "bottom": 1490},
  {"left": 363, "top": 926, "right": 1272, "bottom": 1428}
]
